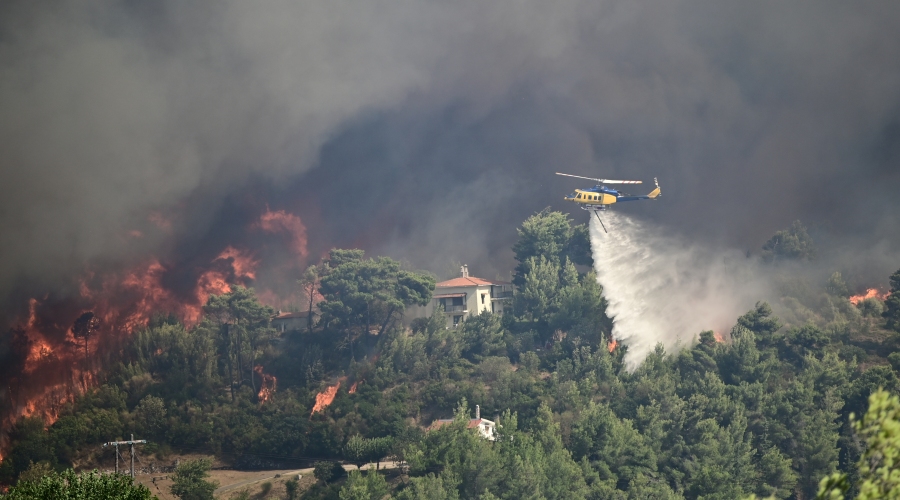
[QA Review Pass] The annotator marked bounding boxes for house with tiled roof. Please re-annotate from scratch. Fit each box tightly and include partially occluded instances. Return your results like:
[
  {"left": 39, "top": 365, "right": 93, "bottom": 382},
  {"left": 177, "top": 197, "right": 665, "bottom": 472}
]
[
  {"left": 272, "top": 310, "right": 316, "bottom": 333},
  {"left": 428, "top": 405, "right": 497, "bottom": 441},
  {"left": 423, "top": 265, "right": 513, "bottom": 329}
]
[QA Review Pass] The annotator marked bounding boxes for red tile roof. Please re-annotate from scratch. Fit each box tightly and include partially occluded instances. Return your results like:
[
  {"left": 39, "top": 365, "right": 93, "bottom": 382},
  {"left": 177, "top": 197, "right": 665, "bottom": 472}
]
[
  {"left": 273, "top": 311, "right": 312, "bottom": 319},
  {"left": 436, "top": 276, "right": 509, "bottom": 287},
  {"left": 467, "top": 418, "right": 485, "bottom": 429},
  {"left": 428, "top": 418, "right": 490, "bottom": 431}
]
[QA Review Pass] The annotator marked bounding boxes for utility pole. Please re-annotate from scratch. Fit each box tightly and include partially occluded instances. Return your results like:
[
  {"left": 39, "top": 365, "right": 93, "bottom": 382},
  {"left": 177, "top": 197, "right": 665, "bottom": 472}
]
[{"left": 103, "top": 435, "right": 147, "bottom": 478}]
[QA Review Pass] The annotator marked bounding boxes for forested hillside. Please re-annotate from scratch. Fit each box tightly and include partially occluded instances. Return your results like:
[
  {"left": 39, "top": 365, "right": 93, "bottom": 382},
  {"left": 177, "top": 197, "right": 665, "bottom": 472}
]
[{"left": 2, "top": 212, "right": 899, "bottom": 500}]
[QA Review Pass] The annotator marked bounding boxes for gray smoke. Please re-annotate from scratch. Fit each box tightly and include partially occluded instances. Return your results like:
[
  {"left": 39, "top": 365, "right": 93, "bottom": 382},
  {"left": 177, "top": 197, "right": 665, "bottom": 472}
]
[
  {"left": 2, "top": 0, "right": 900, "bottom": 312},
  {"left": 589, "top": 212, "right": 771, "bottom": 369}
]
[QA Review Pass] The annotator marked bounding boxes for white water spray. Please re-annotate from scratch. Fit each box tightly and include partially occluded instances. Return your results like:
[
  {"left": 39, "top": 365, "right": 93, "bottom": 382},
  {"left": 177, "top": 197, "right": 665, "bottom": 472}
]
[{"left": 590, "top": 212, "right": 770, "bottom": 370}]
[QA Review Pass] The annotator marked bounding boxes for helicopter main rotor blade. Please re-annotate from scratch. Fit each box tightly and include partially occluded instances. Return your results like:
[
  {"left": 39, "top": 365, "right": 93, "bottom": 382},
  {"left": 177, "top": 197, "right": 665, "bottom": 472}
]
[{"left": 556, "top": 172, "right": 642, "bottom": 184}]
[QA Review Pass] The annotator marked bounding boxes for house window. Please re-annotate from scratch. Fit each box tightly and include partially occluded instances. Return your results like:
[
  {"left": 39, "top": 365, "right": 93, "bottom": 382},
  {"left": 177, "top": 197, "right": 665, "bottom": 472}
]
[
  {"left": 451, "top": 296, "right": 463, "bottom": 307},
  {"left": 453, "top": 315, "right": 462, "bottom": 327},
  {"left": 481, "top": 293, "right": 485, "bottom": 305}
]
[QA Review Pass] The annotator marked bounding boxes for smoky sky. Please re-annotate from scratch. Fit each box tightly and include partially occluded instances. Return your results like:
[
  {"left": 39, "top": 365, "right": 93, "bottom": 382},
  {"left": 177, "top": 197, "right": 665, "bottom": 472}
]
[{"left": 2, "top": 0, "right": 900, "bottom": 314}]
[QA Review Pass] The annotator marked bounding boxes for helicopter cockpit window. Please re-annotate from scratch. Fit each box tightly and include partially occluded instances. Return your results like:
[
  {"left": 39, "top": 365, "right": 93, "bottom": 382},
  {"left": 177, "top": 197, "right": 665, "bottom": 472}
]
[{"left": 575, "top": 193, "right": 581, "bottom": 199}]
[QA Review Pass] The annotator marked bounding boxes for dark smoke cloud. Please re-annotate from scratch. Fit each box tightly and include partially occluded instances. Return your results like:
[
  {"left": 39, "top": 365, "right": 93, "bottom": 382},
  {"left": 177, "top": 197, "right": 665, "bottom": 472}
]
[{"left": 2, "top": 0, "right": 900, "bottom": 314}]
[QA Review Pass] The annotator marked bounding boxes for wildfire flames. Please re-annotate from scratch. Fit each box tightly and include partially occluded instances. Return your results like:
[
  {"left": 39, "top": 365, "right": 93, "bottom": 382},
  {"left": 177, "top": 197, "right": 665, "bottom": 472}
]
[
  {"left": 608, "top": 338, "right": 618, "bottom": 353},
  {"left": 849, "top": 288, "right": 889, "bottom": 305},
  {"left": 348, "top": 381, "right": 359, "bottom": 394},
  {"left": 2, "top": 207, "right": 311, "bottom": 460},
  {"left": 254, "top": 365, "right": 277, "bottom": 405},
  {"left": 311, "top": 381, "right": 341, "bottom": 417},
  {"left": 258, "top": 209, "right": 309, "bottom": 260},
  {"left": 713, "top": 331, "right": 725, "bottom": 343}
]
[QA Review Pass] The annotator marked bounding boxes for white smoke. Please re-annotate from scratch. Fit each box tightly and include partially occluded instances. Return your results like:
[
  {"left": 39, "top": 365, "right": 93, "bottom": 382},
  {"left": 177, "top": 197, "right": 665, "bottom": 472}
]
[{"left": 589, "top": 212, "right": 771, "bottom": 370}]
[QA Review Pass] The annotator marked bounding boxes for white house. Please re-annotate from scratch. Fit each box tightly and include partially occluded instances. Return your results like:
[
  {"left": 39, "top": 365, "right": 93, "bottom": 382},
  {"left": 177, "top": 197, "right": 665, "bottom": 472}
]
[
  {"left": 428, "top": 405, "right": 497, "bottom": 441},
  {"left": 417, "top": 265, "right": 513, "bottom": 329},
  {"left": 272, "top": 310, "right": 316, "bottom": 333}
]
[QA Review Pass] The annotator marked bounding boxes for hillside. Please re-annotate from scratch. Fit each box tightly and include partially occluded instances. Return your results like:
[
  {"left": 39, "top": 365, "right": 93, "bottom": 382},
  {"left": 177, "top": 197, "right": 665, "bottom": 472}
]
[{"left": 2, "top": 212, "right": 900, "bottom": 499}]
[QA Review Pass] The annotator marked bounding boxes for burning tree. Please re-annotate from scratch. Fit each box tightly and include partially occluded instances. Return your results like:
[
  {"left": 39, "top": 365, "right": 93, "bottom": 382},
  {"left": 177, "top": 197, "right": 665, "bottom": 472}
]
[{"left": 71, "top": 312, "right": 99, "bottom": 358}]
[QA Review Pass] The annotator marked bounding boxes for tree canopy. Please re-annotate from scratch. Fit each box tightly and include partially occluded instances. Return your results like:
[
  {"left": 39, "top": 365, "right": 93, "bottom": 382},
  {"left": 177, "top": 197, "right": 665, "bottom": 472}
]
[
  {"left": 761, "top": 220, "right": 817, "bottom": 263},
  {"left": 1, "top": 213, "right": 899, "bottom": 500},
  {"left": 4, "top": 469, "right": 154, "bottom": 499}
]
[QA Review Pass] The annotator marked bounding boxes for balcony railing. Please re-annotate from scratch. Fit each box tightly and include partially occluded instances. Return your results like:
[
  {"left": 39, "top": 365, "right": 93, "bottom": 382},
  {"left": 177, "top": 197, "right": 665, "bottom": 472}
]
[
  {"left": 491, "top": 292, "right": 514, "bottom": 299},
  {"left": 442, "top": 305, "right": 467, "bottom": 313}
]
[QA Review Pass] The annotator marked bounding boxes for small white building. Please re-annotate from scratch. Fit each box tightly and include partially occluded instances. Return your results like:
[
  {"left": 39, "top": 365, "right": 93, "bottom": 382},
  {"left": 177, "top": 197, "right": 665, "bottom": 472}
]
[
  {"left": 420, "top": 265, "right": 513, "bottom": 329},
  {"left": 272, "top": 310, "right": 316, "bottom": 333},
  {"left": 428, "top": 405, "right": 497, "bottom": 441}
]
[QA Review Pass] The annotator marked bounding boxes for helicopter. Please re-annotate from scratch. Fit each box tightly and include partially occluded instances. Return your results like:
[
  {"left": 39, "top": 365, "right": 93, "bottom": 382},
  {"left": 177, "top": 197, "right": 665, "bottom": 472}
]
[{"left": 556, "top": 172, "right": 661, "bottom": 233}]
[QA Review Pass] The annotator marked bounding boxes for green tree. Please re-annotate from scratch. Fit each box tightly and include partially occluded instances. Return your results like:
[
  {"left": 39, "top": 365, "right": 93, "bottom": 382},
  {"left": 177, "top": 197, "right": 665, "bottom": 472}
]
[
  {"left": 515, "top": 255, "right": 559, "bottom": 322},
  {"left": 736, "top": 302, "right": 782, "bottom": 347},
  {"left": 458, "top": 311, "right": 507, "bottom": 361},
  {"left": 285, "top": 478, "right": 299, "bottom": 500},
  {"left": 339, "top": 470, "right": 389, "bottom": 500},
  {"left": 571, "top": 401, "right": 656, "bottom": 486},
  {"left": 755, "top": 446, "right": 798, "bottom": 499},
  {"left": 817, "top": 390, "right": 900, "bottom": 499},
  {"left": 170, "top": 458, "right": 218, "bottom": 500},
  {"left": 796, "top": 394, "right": 843, "bottom": 498},
  {"left": 313, "top": 461, "right": 341, "bottom": 484},
  {"left": 396, "top": 473, "right": 460, "bottom": 500},
  {"left": 761, "top": 220, "right": 816, "bottom": 263},
  {"left": 298, "top": 264, "right": 321, "bottom": 332},
  {"left": 129, "top": 322, "right": 217, "bottom": 402},
  {"left": 826, "top": 272, "right": 850, "bottom": 297},
  {"left": 512, "top": 209, "right": 591, "bottom": 287},
  {"left": 5, "top": 469, "right": 153, "bottom": 499},
  {"left": 15, "top": 460, "right": 53, "bottom": 485},
  {"left": 344, "top": 434, "right": 370, "bottom": 470},
  {"left": 883, "top": 268, "right": 900, "bottom": 331},
  {"left": 318, "top": 249, "right": 435, "bottom": 356},
  {"left": 134, "top": 395, "right": 167, "bottom": 438},
  {"left": 201, "top": 287, "right": 275, "bottom": 401}
]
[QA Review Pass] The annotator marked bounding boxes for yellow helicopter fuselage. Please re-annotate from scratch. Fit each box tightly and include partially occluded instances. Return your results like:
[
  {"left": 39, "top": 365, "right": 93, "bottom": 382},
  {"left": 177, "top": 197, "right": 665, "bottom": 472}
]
[{"left": 564, "top": 189, "right": 618, "bottom": 208}]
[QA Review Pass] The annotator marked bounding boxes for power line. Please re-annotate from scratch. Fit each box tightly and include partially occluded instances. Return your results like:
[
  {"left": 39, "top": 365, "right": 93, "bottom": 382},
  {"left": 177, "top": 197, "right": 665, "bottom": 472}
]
[{"left": 103, "top": 434, "right": 147, "bottom": 479}]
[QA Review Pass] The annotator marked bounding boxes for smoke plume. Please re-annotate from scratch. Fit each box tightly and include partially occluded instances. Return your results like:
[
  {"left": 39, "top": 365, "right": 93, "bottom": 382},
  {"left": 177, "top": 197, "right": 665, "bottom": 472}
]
[
  {"left": 590, "top": 212, "right": 771, "bottom": 369},
  {"left": 2, "top": 0, "right": 900, "bottom": 428}
]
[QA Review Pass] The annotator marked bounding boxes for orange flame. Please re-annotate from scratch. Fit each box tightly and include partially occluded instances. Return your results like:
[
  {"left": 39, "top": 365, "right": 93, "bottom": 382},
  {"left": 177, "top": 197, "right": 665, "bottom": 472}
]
[
  {"left": 311, "top": 381, "right": 341, "bottom": 416},
  {"left": 608, "top": 338, "right": 618, "bottom": 353},
  {"left": 185, "top": 247, "right": 259, "bottom": 324},
  {"left": 348, "top": 381, "right": 359, "bottom": 394},
  {"left": 5, "top": 245, "right": 260, "bottom": 452},
  {"left": 713, "top": 331, "right": 725, "bottom": 343},
  {"left": 849, "top": 288, "right": 889, "bottom": 305},
  {"left": 254, "top": 365, "right": 277, "bottom": 405},
  {"left": 217, "top": 246, "right": 259, "bottom": 280},
  {"left": 258, "top": 209, "right": 308, "bottom": 259}
]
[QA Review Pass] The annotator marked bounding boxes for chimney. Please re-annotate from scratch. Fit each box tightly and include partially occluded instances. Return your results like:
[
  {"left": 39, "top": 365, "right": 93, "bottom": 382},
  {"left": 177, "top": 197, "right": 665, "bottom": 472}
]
[
  {"left": 476, "top": 404, "right": 480, "bottom": 419},
  {"left": 461, "top": 264, "right": 469, "bottom": 278}
]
